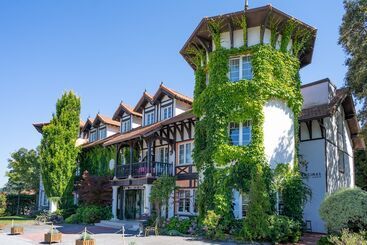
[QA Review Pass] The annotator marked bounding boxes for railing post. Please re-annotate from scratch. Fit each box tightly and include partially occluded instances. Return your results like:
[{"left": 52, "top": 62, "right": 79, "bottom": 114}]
[{"left": 129, "top": 142, "right": 133, "bottom": 178}]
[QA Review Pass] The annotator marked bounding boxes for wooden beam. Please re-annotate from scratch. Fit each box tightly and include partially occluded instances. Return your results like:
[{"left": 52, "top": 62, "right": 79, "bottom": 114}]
[
  {"left": 260, "top": 10, "right": 272, "bottom": 44},
  {"left": 196, "top": 36, "right": 212, "bottom": 53},
  {"left": 228, "top": 19, "right": 234, "bottom": 48}
]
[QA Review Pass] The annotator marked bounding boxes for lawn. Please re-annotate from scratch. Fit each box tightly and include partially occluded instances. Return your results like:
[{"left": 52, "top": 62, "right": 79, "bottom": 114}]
[{"left": 0, "top": 216, "right": 34, "bottom": 225}]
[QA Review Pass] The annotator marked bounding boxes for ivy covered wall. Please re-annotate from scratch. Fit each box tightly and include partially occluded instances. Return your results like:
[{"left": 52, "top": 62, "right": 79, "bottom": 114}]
[
  {"left": 192, "top": 17, "right": 310, "bottom": 238},
  {"left": 78, "top": 146, "right": 115, "bottom": 177}
]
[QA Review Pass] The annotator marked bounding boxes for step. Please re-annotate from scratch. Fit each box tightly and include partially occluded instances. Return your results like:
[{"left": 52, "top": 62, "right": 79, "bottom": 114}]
[{"left": 95, "top": 220, "right": 142, "bottom": 231}]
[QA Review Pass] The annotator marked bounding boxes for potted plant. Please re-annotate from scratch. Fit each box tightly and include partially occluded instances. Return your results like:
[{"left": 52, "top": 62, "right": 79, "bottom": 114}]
[
  {"left": 10, "top": 219, "right": 24, "bottom": 235},
  {"left": 44, "top": 224, "right": 62, "bottom": 244},
  {"left": 75, "top": 228, "right": 95, "bottom": 245}
]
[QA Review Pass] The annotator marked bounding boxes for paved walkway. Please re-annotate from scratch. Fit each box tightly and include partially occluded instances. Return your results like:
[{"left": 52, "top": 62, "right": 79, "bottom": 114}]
[{"left": 0, "top": 223, "right": 324, "bottom": 244}]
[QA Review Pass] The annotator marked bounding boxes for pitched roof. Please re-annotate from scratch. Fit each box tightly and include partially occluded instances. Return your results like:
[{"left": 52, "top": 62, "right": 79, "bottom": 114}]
[
  {"left": 81, "top": 117, "right": 94, "bottom": 132},
  {"left": 92, "top": 114, "right": 120, "bottom": 128},
  {"left": 112, "top": 102, "right": 142, "bottom": 121},
  {"left": 299, "top": 87, "right": 364, "bottom": 150},
  {"left": 133, "top": 92, "right": 154, "bottom": 113},
  {"left": 180, "top": 5, "right": 317, "bottom": 69},
  {"left": 81, "top": 133, "right": 120, "bottom": 149},
  {"left": 33, "top": 120, "right": 85, "bottom": 134},
  {"left": 104, "top": 110, "right": 195, "bottom": 146},
  {"left": 152, "top": 84, "right": 193, "bottom": 104}
]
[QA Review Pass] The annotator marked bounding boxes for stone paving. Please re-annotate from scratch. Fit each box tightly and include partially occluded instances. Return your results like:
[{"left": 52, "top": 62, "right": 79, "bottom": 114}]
[{"left": 0, "top": 223, "right": 323, "bottom": 245}]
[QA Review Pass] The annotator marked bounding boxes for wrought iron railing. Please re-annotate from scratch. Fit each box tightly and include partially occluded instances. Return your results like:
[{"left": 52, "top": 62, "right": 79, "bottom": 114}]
[{"left": 116, "top": 161, "right": 173, "bottom": 179}]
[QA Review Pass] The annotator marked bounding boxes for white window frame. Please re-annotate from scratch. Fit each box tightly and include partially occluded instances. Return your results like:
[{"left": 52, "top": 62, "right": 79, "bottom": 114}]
[
  {"left": 121, "top": 119, "right": 131, "bottom": 133},
  {"left": 90, "top": 129, "right": 97, "bottom": 142},
  {"left": 228, "top": 55, "right": 253, "bottom": 82},
  {"left": 229, "top": 121, "right": 252, "bottom": 146},
  {"left": 158, "top": 146, "right": 169, "bottom": 163},
  {"left": 99, "top": 126, "right": 107, "bottom": 140},
  {"left": 161, "top": 105, "right": 173, "bottom": 120},
  {"left": 145, "top": 111, "right": 155, "bottom": 126},
  {"left": 177, "top": 189, "right": 197, "bottom": 215},
  {"left": 178, "top": 142, "right": 193, "bottom": 165}
]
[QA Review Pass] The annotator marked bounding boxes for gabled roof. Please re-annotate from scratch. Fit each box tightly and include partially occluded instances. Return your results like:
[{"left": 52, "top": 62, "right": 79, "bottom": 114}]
[
  {"left": 134, "top": 92, "right": 154, "bottom": 113},
  {"left": 104, "top": 110, "right": 195, "bottom": 146},
  {"left": 300, "top": 87, "right": 365, "bottom": 150},
  {"left": 81, "top": 117, "right": 94, "bottom": 132},
  {"left": 92, "top": 114, "right": 120, "bottom": 128},
  {"left": 152, "top": 84, "right": 193, "bottom": 104},
  {"left": 112, "top": 102, "right": 142, "bottom": 121},
  {"left": 180, "top": 4, "right": 317, "bottom": 69},
  {"left": 33, "top": 120, "right": 85, "bottom": 134},
  {"left": 81, "top": 132, "right": 120, "bottom": 149}
]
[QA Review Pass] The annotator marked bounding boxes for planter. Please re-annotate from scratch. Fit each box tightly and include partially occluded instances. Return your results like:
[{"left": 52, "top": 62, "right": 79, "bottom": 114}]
[
  {"left": 75, "top": 239, "right": 95, "bottom": 245},
  {"left": 44, "top": 233, "right": 62, "bottom": 244},
  {"left": 10, "top": 226, "right": 24, "bottom": 235}
]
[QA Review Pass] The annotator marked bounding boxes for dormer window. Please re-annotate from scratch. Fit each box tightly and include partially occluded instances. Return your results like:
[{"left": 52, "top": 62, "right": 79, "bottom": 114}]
[
  {"left": 90, "top": 129, "right": 97, "bottom": 142},
  {"left": 161, "top": 105, "right": 172, "bottom": 120},
  {"left": 145, "top": 111, "right": 155, "bottom": 126},
  {"left": 229, "top": 56, "right": 253, "bottom": 82},
  {"left": 121, "top": 119, "right": 131, "bottom": 133},
  {"left": 99, "top": 126, "right": 107, "bottom": 139}
]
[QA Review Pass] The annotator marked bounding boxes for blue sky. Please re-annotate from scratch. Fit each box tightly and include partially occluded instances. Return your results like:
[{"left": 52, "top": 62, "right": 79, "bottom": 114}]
[{"left": 0, "top": 0, "right": 347, "bottom": 187}]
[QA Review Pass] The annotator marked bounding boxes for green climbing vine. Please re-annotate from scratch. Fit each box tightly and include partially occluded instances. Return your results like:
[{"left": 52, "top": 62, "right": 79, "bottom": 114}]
[
  {"left": 79, "top": 146, "right": 115, "bottom": 177},
  {"left": 191, "top": 18, "right": 311, "bottom": 240}
]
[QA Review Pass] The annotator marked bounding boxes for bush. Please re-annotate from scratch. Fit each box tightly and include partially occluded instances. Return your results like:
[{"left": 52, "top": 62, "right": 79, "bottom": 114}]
[
  {"left": 318, "top": 229, "right": 367, "bottom": 245},
  {"left": 268, "top": 215, "right": 302, "bottom": 243},
  {"left": 164, "top": 217, "right": 194, "bottom": 234},
  {"left": 203, "top": 210, "right": 223, "bottom": 239},
  {"left": 320, "top": 188, "right": 367, "bottom": 233},
  {"left": 0, "top": 193, "right": 6, "bottom": 216},
  {"left": 65, "top": 205, "right": 112, "bottom": 224}
]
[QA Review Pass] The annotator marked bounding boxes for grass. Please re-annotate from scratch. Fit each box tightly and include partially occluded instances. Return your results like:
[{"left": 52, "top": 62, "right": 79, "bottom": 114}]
[{"left": 0, "top": 215, "right": 34, "bottom": 225}]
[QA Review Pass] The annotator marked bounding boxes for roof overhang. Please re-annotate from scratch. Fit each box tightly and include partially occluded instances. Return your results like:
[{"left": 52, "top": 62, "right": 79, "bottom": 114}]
[{"left": 180, "top": 4, "right": 317, "bottom": 70}]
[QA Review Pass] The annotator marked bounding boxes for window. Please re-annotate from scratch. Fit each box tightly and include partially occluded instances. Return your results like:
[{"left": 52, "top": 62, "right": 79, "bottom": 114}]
[
  {"left": 338, "top": 150, "right": 345, "bottom": 173},
  {"left": 159, "top": 147, "right": 169, "bottom": 163},
  {"left": 178, "top": 142, "right": 193, "bottom": 165},
  {"left": 242, "top": 193, "right": 249, "bottom": 218},
  {"left": 99, "top": 126, "right": 107, "bottom": 139},
  {"left": 337, "top": 111, "right": 346, "bottom": 173},
  {"left": 229, "top": 121, "right": 252, "bottom": 146},
  {"left": 229, "top": 56, "right": 253, "bottom": 82},
  {"left": 161, "top": 105, "right": 172, "bottom": 120},
  {"left": 145, "top": 111, "right": 155, "bottom": 125},
  {"left": 178, "top": 189, "right": 197, "bottom": 214},
  {"left": 90, "top": 130, "right": 97, "bottom": 142},
  {"left": 121, "top": 119, "right": 131, "bottom": 133},
  {"left": 229, "top": 59, "right": 240, "bottom": 82}
]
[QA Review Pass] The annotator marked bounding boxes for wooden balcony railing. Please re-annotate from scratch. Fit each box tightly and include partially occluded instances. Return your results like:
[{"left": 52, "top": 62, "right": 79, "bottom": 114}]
[{"left": 116, "top": 161, "right": 173, "bottom": 179}]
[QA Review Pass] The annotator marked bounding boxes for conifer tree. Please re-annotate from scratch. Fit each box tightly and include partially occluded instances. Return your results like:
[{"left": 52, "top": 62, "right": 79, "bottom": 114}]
[{"left": 40, "top": 91, "right": 81, "bottom": 211}]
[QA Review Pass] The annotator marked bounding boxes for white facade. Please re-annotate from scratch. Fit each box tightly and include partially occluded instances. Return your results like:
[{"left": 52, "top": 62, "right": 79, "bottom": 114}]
[
  {"left": 299, "top": 79, "right": 356, "bottom": 233},
  {"left": 263, "top": 99, "right": 295, "bottom": 169}
]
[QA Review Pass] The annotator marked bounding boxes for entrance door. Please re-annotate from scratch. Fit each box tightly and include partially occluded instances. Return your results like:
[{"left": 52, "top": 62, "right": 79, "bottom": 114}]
[{"left": 125, "top": 190, "right": 137, "bottom": 219}]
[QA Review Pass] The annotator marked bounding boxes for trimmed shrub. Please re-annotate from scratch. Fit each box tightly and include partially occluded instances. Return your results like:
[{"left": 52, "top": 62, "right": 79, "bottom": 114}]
[
  {"left": 320, "top": 188, "right": 367, "bottom": 233},
  {"left": 203, "top": 210, "right": 223, "bottom": 239},
  {"left": 268, "top": 215, "right": 302, "bottom": 243},
  {"left": 164, "top": 217, "right": 194, "bottom": 234},
  {"left": 65, "top": 205, "right": 112, "bottom": 224},
  {"left": 319, "top": 229, "right": 367, "bottom": 245}
]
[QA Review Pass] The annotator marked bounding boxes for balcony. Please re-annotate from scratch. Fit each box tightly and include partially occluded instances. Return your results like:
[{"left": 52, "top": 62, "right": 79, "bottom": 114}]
[{"left": 116, "top": 161, "right": 173, "bottom": 179}]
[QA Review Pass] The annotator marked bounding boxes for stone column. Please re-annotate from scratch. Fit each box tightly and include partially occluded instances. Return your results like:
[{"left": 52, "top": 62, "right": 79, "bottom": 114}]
[
  {"left": 143, "top": 184, "right": 152, "bottom": 215},
  {"left": 112, "top": 186, "right": 119, "bottom": 220}
]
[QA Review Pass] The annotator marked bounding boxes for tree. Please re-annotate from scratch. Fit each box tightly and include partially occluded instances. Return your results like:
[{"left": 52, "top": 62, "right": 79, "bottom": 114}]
[
  {"left": 6, "top": 148, "right": 40, "bottom": 192},
  {"left": 339, "top": 0, "right": 367, "bottom": 122},
  {"left": 5, "top": 148, "right": 40, "bottom": 215},
  {"left": 339, "top": 0, "right": 367, "bottom": 189},
  {"left": 355, "top": 150, "right": 367, "bottom": 190},
  {"left": 78, "top": 171, "right": 112, "bottom": 206},
  {"left": 149, "top": 176, "right": 176, "bottom": 225},
  {"left": 39, "top": 91, "right": 81, "bottom": 212},
  {"left": 0, "top": 193, "right": 6, "bottom": 216}
]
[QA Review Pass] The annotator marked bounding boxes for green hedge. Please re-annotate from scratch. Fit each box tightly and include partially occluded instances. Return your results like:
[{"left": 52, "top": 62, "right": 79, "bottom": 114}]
[{"left": 65, "top": 205, "right": 112, "bottom": 224}]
